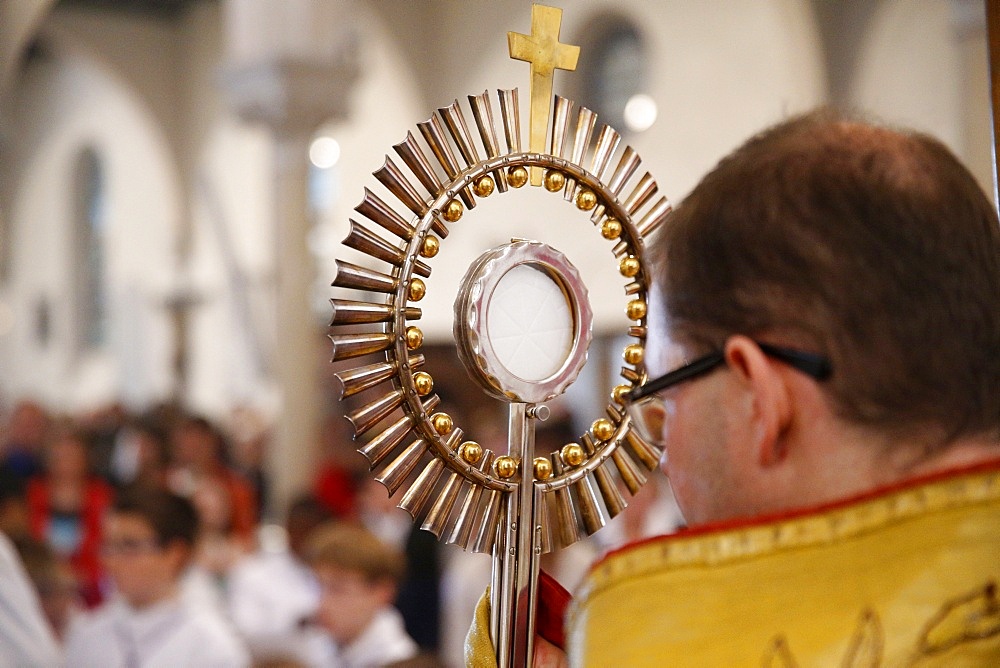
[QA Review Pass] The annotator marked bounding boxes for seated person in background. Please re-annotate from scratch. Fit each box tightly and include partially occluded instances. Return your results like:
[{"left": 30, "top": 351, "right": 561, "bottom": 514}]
[
  {"left": 11, "top": 534, "right": 80, "bottom": 641},
  {"left": 0, "top": 530, "right": 61, "bottom": 667},
  {"left": 306, "top": 522, "right": 420, "bottom": 668},
  {"left": 0, "top": 399, "right": 50, "bottom": 485},
  {"left": 64, "top": 487, "right": 249, "bottom": 667},
  {"left": 26, "top": 426, "right": 112, "bottom": 607},
  {"left": 167, "top": 414, "right": 257, "bottom": 544},
  {"left": 228, "top": 494, "right": 333, "bottom": 665}
]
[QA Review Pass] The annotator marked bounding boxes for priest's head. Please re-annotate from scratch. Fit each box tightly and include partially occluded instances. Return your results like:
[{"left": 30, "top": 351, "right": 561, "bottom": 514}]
[{"left": 628, "top": 109, "right": 1000, "bottom": 526}]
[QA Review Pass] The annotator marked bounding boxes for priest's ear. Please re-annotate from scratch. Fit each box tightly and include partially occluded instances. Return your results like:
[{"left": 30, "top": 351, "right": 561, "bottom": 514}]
[{"left": 723, "top": 336, "right": 792, "bottom": 467}]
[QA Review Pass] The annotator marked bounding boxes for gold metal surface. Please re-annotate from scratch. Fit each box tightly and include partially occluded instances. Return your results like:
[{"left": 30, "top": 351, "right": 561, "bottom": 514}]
[
  {"left": 612, "top": 384, "right": 631, "bottom": 405},
  {"left": 408, "top": 278, "right": 426, "bottom": 301},
  {"left": 413, "top": 371, "right": 434, "bottom": 396},
  {"left": 494, "top": 455, "right": 519, "bottom": 479},
  {"left": 575, "top": 188, "right": 597, "bottom": 210},
  {"left": 619, "top": 256, "right": 641, "bottom": 278},
  {"left": 431, "top": 412, "right": 454, "bottom": 435},
  {"left": 624, "top": 343, "right": 644, "bottom": 365},
  {"left": 560, "top": 442, "right": 585, "bottom": 467},
  {"left": 533, "top": 456, "right": 553, "bottom": 480},
  {"left": 420, "top": 235, "right": 440, "bottom": 258},
  {"left": 405, "top": 326, "right": 423, "bottom": 350},
  {"left": 474, "top": 175, "right": 496, "bottom": 197},
  {"left": 443, "top": 199, "right": 464, "bottom": 222},
  {"left": 459, "top": 440, "right": 484, "bottom": 465},
  {"left": 601, "top": 218, "right": 622, "bottom": 240},
  {"left": 626, "top": 299, "right": 647, "bottom": 320},
  {"left": 544, "top": 169, "right": 566, "bottom": 192},
  {"left": 508, "top": 165, "right": 529, "bottom": 188},
  {"left": 591, "top": 418, "right": 615, "bottom": 442},
  {"left": 508, "top": 4, "right": 579, "bottom": 185}
]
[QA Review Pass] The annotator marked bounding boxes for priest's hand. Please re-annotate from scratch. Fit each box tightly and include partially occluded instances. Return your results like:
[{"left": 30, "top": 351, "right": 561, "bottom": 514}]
[
  {"left": 533, "top": 635, "right": 568, "bottom": 667},
  {"left": 465, "top": 588, "right": 569, "bottom": 667}
]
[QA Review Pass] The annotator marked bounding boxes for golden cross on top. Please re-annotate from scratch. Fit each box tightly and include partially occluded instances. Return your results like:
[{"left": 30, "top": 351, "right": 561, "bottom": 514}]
[{"left": 508, "top": 4, "right": 580, "bottom": 186}]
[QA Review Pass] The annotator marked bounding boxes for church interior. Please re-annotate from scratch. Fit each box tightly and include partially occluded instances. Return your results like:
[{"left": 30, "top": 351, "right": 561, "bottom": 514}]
[{"left": 0, "top": 1, "right": 993, "bottom": 665}]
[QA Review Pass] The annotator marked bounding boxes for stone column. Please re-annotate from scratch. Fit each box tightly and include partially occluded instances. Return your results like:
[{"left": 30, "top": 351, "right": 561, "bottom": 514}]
[
  {"left": 952, "top": 0, "right": 993, "bottom": 200},
  {"left": 221, "top": 0, "right": 358, "bottom": 517}
]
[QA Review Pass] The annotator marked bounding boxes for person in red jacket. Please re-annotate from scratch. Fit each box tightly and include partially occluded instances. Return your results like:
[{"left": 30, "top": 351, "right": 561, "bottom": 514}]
[{"left": 26, "top": 426, "right": 113, "bottom": 607}]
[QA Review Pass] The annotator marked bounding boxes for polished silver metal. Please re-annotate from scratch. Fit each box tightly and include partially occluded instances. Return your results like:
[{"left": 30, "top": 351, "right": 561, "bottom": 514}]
[
  {"left": 492, "top": 402, "right": 544, "bottom": 668},
  {"left": 453, "top": 240, "right": 593, "bottom": 404}
]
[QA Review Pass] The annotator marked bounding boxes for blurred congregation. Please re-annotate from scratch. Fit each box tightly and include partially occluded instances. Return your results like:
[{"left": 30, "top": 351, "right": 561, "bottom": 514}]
[{"left": 0, "top": 395, "right": 683, "bottom": 667}]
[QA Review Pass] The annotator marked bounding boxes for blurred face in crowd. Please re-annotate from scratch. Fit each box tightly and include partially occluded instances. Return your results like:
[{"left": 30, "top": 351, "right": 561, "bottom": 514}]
[
  {"left": 101, "top": 512, "right": 187, "bottom": 609},
  {"left": 46, "top": 434, "right": 89, "bottom": 481},
  {"left": 170, "top": 421, "right": 219, "bottom": 470},
  {"left": 313, "top": 564, "right": 394, "bottom": 645}
]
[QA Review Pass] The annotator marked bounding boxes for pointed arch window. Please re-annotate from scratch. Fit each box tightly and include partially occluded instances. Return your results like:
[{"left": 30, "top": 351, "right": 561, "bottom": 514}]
[{"left": 73, "top": 147, "right": 107, "bottom": 351}]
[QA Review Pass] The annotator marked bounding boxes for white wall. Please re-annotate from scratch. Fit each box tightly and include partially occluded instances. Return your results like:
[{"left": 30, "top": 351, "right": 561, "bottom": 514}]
[
  {"left": 3, "top": 51, "right": 176, "bottom": 411},
  {"left": 0, "top": 0, "right": 991, "bottom": 415}
]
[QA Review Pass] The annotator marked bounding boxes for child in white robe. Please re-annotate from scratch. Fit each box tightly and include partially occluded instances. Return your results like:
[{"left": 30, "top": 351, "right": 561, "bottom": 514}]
[
  {"left": 306, "top": 522, "right": 420, "bottom": 668},
  {"left": 64, "top": 487, "right": 249, "bottom": 667}
]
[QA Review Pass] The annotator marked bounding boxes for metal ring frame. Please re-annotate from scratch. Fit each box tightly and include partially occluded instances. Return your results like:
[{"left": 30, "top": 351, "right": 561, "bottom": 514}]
[{"left": 329, "top": 92, "right": 671, "bottom": 551}]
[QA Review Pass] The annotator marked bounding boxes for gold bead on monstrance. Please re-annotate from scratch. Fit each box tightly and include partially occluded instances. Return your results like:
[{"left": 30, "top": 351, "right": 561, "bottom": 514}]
[
  {"left": 601, "top": 218, "right": 622, "bottom": 240},
  {"left": 560, "top": 443, "right": 585, "bottom": 467},
  {"left": 624, "top": 344, "right": 644, "bottom": 365},
  {"left": 443, "top": 199, "right": 464, "bottom": 222},
  {"left": 408, "top": 278, "right": 426, "bottom": 301},
  {"left": 473, "top": 175, "right": 495, "bottom": 198},
  {"left": 533, "top": 457, "right": 552, "bottom": 480},
  {"left": 431, "top": 412, "right": 453, "bottom": 435},
  {"left": 459, "top": 441, "right": 483, "bottom": 465},
  {"left": 413, "top": 372, "right": 434, "bottom": 396},
  {"left": 420, "top": 235, "right": 440, "bottom": 258},
  {"left": 619, "top": 256, "right": 640, "bottom": 278},
  {"left": 543, "top": 170, "right": 565, "bottom": 192},
  {"left": 508, "top": 166, "right": 529, "bottom": 188},
  {"left": 494, "top": 455, "right": 518, "bottom": 479},
  {"left": 612, "top": 384, "right": 632, "bottom": 405},
  {"left": 626, "top": 299, "right": 647, "bottom": 321},
  {"left": 575, "top": 188, "right": 597, "bottom": 211},
  {"left": 405, "top": 326, "right": 423, "bottom": 350},
  {"left": 591, "top": 418, "right": 615, "bottom": 442}
]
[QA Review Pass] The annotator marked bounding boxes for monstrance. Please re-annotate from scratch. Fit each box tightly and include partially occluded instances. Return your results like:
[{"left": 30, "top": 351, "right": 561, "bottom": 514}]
[{"left": 327, "top": 5, "right": 671, "bottom": 665}]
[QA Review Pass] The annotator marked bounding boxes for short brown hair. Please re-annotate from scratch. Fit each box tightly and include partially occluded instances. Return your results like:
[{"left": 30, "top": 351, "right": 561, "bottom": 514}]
[
  {"left": 305, "top": 522, "right": 405, "bottom": 583},
  {"left": 656, "top": 109, "right": 1000, "bottom": 446},
  {"left": 112, "top": 486, "right": 199, "bottom": 547}
]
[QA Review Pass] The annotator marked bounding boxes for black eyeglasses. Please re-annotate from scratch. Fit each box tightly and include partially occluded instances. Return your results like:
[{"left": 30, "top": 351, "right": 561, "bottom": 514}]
[{"left": 625, "top": 341, "right": 831, "bottom": 446}]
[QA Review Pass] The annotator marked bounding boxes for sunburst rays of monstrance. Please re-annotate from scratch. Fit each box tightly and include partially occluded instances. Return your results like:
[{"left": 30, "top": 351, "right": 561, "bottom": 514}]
[{"left": 327, "top": 4, "right": 671, "bottom": 665}]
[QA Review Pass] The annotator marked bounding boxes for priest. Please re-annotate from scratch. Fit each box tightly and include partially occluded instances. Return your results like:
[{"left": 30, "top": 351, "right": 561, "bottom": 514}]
[{"left": 468, "top": 109, "right": 1000, "bottom": 666}]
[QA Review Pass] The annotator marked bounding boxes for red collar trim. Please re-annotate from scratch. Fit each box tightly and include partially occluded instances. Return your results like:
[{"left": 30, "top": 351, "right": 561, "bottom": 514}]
[{"left": 596, "top": 457, "right": 1000, "bottom": 568}]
